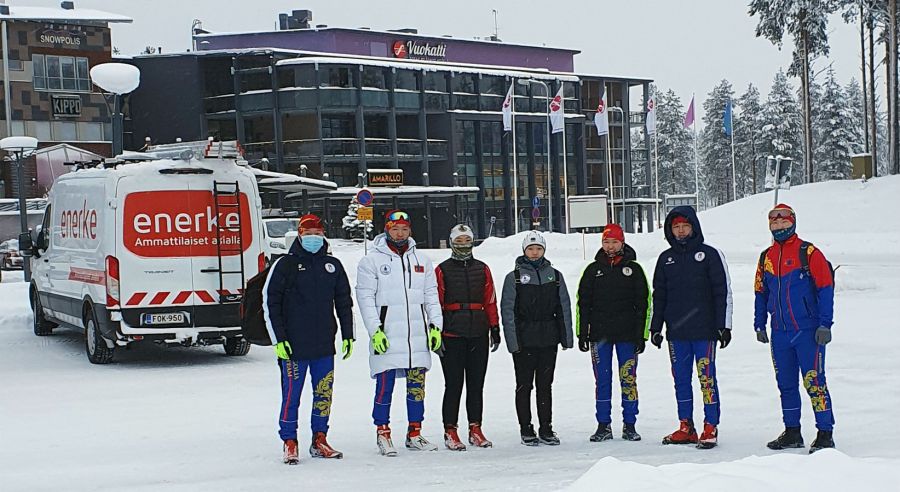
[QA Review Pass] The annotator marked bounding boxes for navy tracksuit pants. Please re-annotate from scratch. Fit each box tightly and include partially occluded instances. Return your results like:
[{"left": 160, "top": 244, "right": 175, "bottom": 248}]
[
  {"left": 278, "top": 356, "right": 335, "bottom": 441},
  {"left": 770, "top": 329, "right": 835, "bottom": 431},
  {"left": 591, "top": 341, "right": 639, "bottom": 425},
  {"left": 668, "top": 339, "right": 720, "bottom": 426},
  {"left": 372, "top": 368, "right": 426, "bottom": 426}
]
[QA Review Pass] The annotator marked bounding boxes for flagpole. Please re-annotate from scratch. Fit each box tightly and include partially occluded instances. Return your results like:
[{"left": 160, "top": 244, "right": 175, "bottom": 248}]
[
  {"left": 653, "top": 130, "right": 660, "bottom": 227},
  {"left": 562, "top": 115, "right": 569, "bottom": 234},
  {"left": 691, "top": 93, "right": 699, "bottom": 207},
  {"left": 730, "top": 101, "right": 737, "bottom": 201},
  {"left": 511, "top": 90, "right": 519, "bottom": 235}
]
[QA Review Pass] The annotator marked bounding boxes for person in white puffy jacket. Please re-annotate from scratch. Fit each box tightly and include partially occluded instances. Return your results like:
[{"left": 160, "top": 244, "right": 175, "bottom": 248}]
[{"left": 356, "top": 210, "right": 444, "bottom": 456}]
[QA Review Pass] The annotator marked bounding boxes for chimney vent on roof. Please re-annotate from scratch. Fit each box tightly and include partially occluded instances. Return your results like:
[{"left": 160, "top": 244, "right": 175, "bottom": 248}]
[
  {"left": 278, "top": 9, "right": 312, "bottom": 30},
  {"left": 0, "top": 5, "right": 9, "bottom": 15},
  {"left": 389, "top": 28, "right": 418, "bottom": 34},
  {"left": 316, "top": 24, "right": 328, "bottom": 28},
  {"left": 61, "top": 1, "right": 75, "bottom": 10}
]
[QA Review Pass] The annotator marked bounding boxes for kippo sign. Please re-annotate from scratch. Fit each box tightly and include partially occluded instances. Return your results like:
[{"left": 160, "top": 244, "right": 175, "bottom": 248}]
[{"left": 123, "top": 190, "right": 252, "bottom": 258}]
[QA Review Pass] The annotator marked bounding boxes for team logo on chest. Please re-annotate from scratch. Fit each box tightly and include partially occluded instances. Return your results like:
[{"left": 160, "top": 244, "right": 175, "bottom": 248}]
[
  {"left": 380, "top": 264, "right": 392, "bottom": 275},
  {"left": 665, "top": 257, "right": 675, "bottom": 265},
  {"left": 622, "top": 266, "right": 633, "bottom": 276},
  {"left": 324, "top": 263, "right": 336, "bottom": 273},
  {"left": 297, "top": 263, "right": 306, "bottom": 271},
  {"left": 520, "top": 274, "right": 531, "bottom": 284},
  {"left": 695, "top": 252, "right": 706, "bottom": 262}
]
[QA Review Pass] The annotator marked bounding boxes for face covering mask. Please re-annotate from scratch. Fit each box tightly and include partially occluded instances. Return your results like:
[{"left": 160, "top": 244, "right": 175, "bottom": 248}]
[
  {"left": 451, "top": 242, "right": 473, "bottom": 260},
  {"left": 771, "top": 223, "right": 795, "bottom": 242},
  {"left": 300, "top": 235, "right": 324, "bottom": 253}
]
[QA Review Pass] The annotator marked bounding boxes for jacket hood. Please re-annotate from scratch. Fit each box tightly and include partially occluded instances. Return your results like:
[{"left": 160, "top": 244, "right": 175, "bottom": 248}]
[
  {"left": 289, "top": 236, "right": 328, "bottom": 257},
  {"left": 372, "top": 232, "right": 418, "bottom": 257},
  {"left": 594, "top": 242, "right": 637, "bottom": 262},
  {"left": 663, "top": 206, "right": 704, "bottom": 249}
]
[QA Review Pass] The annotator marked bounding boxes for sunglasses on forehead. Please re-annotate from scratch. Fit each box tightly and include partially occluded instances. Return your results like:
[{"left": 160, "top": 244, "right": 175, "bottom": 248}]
[
  {"left": 387, "top": 211, "right": 409, "bottom": 221},
  {"left": 768, "top": 209, "right": 794, "bottom": 221}
]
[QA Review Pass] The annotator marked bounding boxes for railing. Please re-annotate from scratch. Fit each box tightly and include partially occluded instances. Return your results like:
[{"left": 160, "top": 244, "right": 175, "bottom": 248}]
[
  {"left": 629, "top": 111, "right": 646, "bottom": 125},
  {"left": 204, "top": 95, "right": 234, "bottom": 114}
]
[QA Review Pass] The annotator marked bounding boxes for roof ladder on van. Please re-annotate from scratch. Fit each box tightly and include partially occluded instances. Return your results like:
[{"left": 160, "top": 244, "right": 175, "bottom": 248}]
[{"left": 212, "top": 180, "right": 246, "bottom": 304}]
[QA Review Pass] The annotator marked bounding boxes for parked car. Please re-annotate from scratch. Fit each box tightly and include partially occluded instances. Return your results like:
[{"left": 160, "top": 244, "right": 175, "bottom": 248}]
[
  {"left": 0, "top": 239, "right": 23, "bottom": 270},
  {"left": 262, "top": 216, "right": 299, "bottom": 260}
]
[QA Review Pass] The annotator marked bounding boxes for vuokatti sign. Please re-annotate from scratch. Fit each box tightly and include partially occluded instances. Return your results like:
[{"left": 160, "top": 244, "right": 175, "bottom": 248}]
[{"left": 392, "top": 40, "right": 447, "bottom": 61}]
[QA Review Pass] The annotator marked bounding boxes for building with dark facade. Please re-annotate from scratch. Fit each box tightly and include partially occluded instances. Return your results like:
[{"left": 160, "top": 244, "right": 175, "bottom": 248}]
[
  {"left": 0, "top": 2, "right": 131, "bottom": 198},
  {"left": 127, "top": 10, "right": 654, "bottom": 246}
]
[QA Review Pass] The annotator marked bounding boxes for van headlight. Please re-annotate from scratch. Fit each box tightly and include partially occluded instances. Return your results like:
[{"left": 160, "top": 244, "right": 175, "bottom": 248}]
[{"left": 269, "top": 241, "right": 286, "bottom": 249}]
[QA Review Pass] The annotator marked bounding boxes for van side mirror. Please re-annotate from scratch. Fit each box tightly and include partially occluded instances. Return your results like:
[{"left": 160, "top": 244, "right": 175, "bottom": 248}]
[{"left": 18, "top": 231, "right": 35, "bottom": 258}]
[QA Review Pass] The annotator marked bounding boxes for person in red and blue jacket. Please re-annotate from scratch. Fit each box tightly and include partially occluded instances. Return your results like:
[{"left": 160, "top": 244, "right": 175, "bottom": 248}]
[{"left": 754, "top": 203, "right": 835, "bottom": 453}]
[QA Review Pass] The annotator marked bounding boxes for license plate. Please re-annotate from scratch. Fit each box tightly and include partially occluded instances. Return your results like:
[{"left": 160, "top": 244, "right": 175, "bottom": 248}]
[{"left": 142, "top": 313, "right": 186, "bottom": 325}]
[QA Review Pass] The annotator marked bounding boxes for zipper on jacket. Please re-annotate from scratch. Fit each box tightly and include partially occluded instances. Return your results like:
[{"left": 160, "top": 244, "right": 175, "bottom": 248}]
[
  {"left": 401, "top": 252, "right": 413, "bottom": 368},
  {"left": 464, "top": 259, "right": 474, "bottom": 330},
  {"left": 776, "top": 246, "right": 787, "bottom": 330}
]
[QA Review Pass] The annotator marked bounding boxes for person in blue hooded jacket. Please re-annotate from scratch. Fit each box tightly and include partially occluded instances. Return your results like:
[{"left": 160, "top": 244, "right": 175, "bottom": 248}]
[
  {"left": 649, "top": 206, "right": 733, "bottom": 449},
  {"left": 263, "top": 214, "right": 354, "bottom": 464}
]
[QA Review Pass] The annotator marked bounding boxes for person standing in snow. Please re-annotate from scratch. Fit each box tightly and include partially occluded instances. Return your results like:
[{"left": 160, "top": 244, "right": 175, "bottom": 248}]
[
  {"left": 501, "top": 231, "right": 573, "bottom": 446},
  {"left": 356, "top": 210, "right": 444, "bottom": 456},
  {"left": 649, "top": 206, "right": 733, "bottom": 449},
  {"left": 754, "top": 204, "right": 836, "bottom": 453},
  {"left": 576, "top": 223, "right": 650, "bottom": 443},
  {"left": 264, "top": 214, "right": 354, "bottom": 465},
  {"left": 435, "top": 224, "right": 501, "bottom": 451}
]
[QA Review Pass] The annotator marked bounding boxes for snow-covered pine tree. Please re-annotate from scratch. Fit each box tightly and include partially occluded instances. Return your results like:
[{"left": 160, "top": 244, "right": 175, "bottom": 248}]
[
  {"left": 735, "top": 83, "right": 765, "bottom": 196},
  {"left": 814, "top": 68, "right": 858, "bottom": 180},
  {"left": 699, "top": 80, "right": 736, "bottom": 206},
  {"left": 761, "top": 70, "right": 803, "bottom": 186},
  {"left": 844, "top": 77, "right": 867, "bottom": 158},
  {"left": 654, "top": 89, "right": 695, "bottom": 199},
  {"left": 803, "top": 74, "right": 823, "bottom": 183},
  {"left": 342, "top": 197, "right": 373, "bottom": 240}
]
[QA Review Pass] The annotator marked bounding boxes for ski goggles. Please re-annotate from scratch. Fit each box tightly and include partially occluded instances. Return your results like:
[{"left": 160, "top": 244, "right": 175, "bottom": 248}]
[
  {"left": 768, "top": 209, "right": 795, "bottom": 221},
  {"left": 386, "top": 211, "right": 410, "bottom": 221}
]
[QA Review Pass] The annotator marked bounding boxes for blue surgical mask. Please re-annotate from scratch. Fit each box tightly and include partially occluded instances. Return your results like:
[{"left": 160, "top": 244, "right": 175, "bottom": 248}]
[{"left": 300, "top": 235, "right": 324, "bottom": 253}]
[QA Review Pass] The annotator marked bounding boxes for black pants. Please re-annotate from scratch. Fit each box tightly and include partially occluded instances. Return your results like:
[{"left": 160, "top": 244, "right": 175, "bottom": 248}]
[
  {"left": 440, "top": 335, "right": 489, "bottom": 427},
  {"left": 513, "top": 346, "right": 558, "bottom": 430}
]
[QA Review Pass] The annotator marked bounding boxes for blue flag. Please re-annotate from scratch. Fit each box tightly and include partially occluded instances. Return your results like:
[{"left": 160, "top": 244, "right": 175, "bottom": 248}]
[{"left": 723, "top": 99, "right": 733, "bottom": 136}]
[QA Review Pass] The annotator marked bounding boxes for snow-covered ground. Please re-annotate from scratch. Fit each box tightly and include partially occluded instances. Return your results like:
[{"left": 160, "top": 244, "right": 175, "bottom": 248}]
[{"left": 2, "top": 176, "right": 899, "bottom": 491}]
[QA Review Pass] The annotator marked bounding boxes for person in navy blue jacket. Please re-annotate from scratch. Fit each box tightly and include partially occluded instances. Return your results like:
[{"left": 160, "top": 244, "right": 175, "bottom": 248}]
[
  {"left": 264, "top": 214, "right": 354, "bottom": 464},
  {"left": 754, "top": 204, "right": 835, "bottom": 453},
  {"left": 650, "top": 206, "right": 733, "bottom": 449}
]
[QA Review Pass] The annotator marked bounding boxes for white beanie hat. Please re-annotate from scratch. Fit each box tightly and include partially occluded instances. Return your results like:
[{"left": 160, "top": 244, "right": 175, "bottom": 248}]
[
  {"left": 522, "top": 231, "right": 546, "bottom": 251},
  {"left": 449, "top": 224, "right": 475, "bottom": 242}
]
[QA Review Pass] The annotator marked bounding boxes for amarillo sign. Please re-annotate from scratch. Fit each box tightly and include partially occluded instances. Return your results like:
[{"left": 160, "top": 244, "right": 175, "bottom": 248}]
[
  {"left": 368, "top": 169, "right": 404, "bottom": 187},
  {"left": 392, "top": 40, "right": 447, "bottom": 60}
]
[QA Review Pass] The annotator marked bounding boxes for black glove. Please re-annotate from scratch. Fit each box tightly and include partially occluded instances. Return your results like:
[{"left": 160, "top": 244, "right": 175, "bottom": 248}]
[
  {"left": 756, "top": 330, "right": 769, "bottom": 344},
  {"left": 650, "top": 332, "right": 664, "bottom": 349},
  {"left": 578, "top": 336, "right": 590, "bottom": 352},
  {"left": 815, "top": 326, "right": 832, "bottom": 345},
  {"left": 490, "top": 326, "right": 501, "bottom": 352},
  {"left": 718, "top": 329, "right": 732, "bottom": 349},
  {"left": 635, "top": 339, "right": 646, "bottom": 355}
]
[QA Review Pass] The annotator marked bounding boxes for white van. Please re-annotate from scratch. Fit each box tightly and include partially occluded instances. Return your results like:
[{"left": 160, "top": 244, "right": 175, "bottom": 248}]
[
  {"left": 262, "top": 216, "right": 299, "bottom": 260},
  {"left": 27, "top": 154, "right": 265, "bottom": 364}
]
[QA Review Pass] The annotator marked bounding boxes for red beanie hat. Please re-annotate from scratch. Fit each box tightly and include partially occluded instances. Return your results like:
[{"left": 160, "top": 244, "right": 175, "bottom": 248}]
[
  {"left": 671, "top": 215, "right": 690, "bottom": 226},
  {"left": 298, "top": 213, "right": 324, "bottom": 233},
  {"left": 602, "top": 223, "right": 625, "bottom": 243},
  {"left": 769, "top": 204, "right": 796, "bottom": 224},
  {"left": 384, "top": 209, "right": 411, "bottom": 231}
]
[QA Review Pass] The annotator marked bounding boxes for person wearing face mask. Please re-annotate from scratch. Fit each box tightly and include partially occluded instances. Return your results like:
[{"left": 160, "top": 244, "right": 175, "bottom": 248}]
[
  {"left": 500, "top": 231, "right": 573, "bottom": 446},
  {"left": 434, "top": 224, "right": 501, "bottom": 451},
  {"left": 263, "top": 214, "right": 354, "bottom": 464},
  {"left": 576, "top": 223, "right": 650, "bottom": 443},
  {"left": 754, "top": 204, "right": 836, "bottom": 454},
  {"left": 650, "top": 206, "right": 733, "bottom": 450}
]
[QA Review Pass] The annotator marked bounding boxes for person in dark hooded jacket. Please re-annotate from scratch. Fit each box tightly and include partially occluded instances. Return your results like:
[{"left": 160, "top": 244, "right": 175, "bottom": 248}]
[
  {"left": 577, "top": 223, "right": 650, "bottom": 443},
  {"left": 650, "top": 206, "right": 733, "bottom": 449}
]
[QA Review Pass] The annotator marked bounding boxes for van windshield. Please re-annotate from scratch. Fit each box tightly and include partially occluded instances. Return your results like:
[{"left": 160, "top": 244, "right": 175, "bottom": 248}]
[{"left": 265, "top": 219, "right": 299, "bottom": 238}]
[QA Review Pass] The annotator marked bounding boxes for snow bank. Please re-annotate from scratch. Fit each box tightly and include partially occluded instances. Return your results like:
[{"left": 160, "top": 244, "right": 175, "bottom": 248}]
[{"left": 568, "top": 450, "right": 900, "bottom": 492}]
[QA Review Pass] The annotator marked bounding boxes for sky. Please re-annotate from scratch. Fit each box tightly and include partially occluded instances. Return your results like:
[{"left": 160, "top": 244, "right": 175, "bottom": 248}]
[{"left": 25, "top": 0, "right": 876, "bottom": 123}]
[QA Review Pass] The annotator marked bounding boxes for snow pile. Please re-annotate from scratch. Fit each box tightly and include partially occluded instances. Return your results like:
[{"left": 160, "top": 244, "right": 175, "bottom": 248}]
[{"left": 568, "top": 450, "right": 900, "bottom": 492}]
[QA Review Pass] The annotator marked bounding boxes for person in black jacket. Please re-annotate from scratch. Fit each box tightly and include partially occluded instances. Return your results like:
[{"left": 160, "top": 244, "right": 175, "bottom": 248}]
[
  {"left": 500, "top": 231, "right": 574, "bottom": 446},
  {"left": 435, "top": 224, "right": 501, "bottom": 451},
  {"left": 650, "top": 206, "right": 733, "bottom": 450},
  {"left": 577, "top": 223, "right": 650, "bottom": 443},
  {"left": 264, "top": 214, "right": 354, "bottom": 464}
]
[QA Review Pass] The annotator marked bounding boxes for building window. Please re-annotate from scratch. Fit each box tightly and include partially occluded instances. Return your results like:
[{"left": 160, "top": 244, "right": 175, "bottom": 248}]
[
  {"left": 394, "top": 70, "right": 418, "bottom": 91},
  {"left": 423, "top": 72, "right": 447, "bottom": 92},
  {"left": 321, "top": 67, "right": 351, "bottom": 88},
  {"left": 33, "top": 54, "right": 91, "bottom": 92},
  {"left": 9, "top": 59, "right": 24, "bottom": 71},
  {"left": 321, "top": 116, "right": 355, "bottom": 139},
  {"left": 51, "top": 121, "right": 77, "bottom": 141},
  {"left": 327, "top": 163, "right": 359, "bottom": 187},
  {"left": 361, "top": 67, "right": 386, "bottom": 89}
]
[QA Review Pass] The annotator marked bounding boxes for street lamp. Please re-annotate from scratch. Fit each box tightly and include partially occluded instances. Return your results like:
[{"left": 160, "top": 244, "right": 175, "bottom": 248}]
[
  {"left": 90, "top": 63, "right": 141, "bottom": 156},
  {"left": 606, "top": 106, "right": 625, "bottom": 224},
  {"left": 1, "top": 136, "right": 38, "bottom": 282},
  {"left": 518, "top": 78, "right": 553, "bottom": 231}
]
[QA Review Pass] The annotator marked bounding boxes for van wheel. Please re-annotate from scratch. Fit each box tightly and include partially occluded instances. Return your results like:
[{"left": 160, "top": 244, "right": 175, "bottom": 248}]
[
  {"left": 224, "top": 337, "right": 250, "bottom": 356},
  {"left": 31, "top": 288, "right": 56, "bottom": 336},
  {"left": 85, "top": 307, "right": 114, "bottom": 364}
]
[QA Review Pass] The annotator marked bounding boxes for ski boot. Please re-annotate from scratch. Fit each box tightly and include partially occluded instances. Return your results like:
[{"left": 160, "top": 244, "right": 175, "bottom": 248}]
[
  {"left": 767, "top": 427, "right": 804, "bottom": 450},
  {"left": 589, "top": 423, "right": 613, "bottom": 442},
  {"left": 697, "top": 422, "right": 718, "bottom": 449},
  {"left": 283, "top": 439, "right": 299, "bottom": 465},
  {"left": 309, "top": 432, "right": 343, "bottom": 459},
  {"left": 539, "top": 426, "right": 560, "bottom": 446},
  {"left": 662, "top": 419, "right": 698, "bottom": 445},
  {"left": 520, "top": 424, "right": 539, "bottom": 446},
  {"left": 468, "top": 423, "right": 493, "bottom": 448},
  {"left": 622, "top": 423, "right": 642, "bottom": 441},
  {"left": 809, "top": 430, "right": 835, "bottom": 454},
  {"left": 443, "top": 424, "right": 467, "bottom": 451},
  {"left": 377, "top": 424, "right": 398, "bottom": 457},
  {"left": 405, "top": 422, "right": 438, "bottom": 451}
]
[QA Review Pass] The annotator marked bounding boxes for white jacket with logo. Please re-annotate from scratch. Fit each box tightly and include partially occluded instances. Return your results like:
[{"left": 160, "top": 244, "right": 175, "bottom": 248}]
[{"left": 356, "top": 233, "right": 443, "bottom": 378}]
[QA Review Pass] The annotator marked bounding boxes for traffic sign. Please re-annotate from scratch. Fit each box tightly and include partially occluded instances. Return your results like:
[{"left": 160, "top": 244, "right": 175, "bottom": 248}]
[
  {"left": 357, "top": 206, "right": 374, "bottom": 221},
  {"left": 532, "top": 196, "right": 540, "bottom": 208},
  {"left": 356, "top": 188, "right": 374, "bottom": 207}
]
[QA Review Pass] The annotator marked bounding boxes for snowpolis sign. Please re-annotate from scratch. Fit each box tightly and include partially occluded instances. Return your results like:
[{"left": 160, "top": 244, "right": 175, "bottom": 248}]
[
  {"left": 35, "top": 26, "right": 87, "bottom": 48},
  {"left": 392, "top": 40, "right": 447, "bottom": 61}
]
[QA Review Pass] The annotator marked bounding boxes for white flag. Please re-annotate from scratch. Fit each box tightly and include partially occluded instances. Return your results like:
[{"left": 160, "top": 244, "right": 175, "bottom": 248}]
[
  {"left": 550, "top": 86, "right": 565, "bottom": 134},
  {"left": 502, "top": 85, "right": 513, "bottom": 132},
  {"left": 594, "top": 93, "right": 609, "bottom": 136},
  {"left": 646, "top": 95, "right": 657, "bottom": 136}
]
